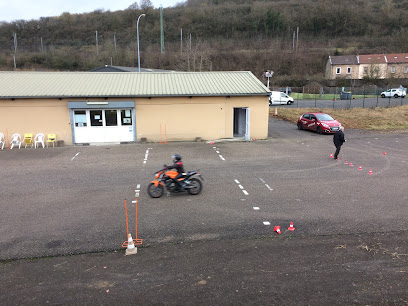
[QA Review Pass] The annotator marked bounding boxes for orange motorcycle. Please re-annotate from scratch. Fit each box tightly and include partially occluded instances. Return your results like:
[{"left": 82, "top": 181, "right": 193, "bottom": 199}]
[{"left": 147, "top": 167, "right": 203, "bottom": 198}]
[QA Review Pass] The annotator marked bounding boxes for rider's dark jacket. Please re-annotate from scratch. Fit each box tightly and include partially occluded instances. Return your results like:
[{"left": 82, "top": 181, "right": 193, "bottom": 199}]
[{"left": 166, "top": 161, "right": 185, "bottom": 174}]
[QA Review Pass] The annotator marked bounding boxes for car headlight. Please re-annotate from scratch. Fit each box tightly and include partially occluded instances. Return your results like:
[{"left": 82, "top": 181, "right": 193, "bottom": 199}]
[{"left": 321, "top": 123, "right": 329, "bottom": 128}]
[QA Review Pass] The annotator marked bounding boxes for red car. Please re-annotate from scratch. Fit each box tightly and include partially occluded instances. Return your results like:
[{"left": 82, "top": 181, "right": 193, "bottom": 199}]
[{"left": 297, "top": 113, "right": 342, "bottom": 134}]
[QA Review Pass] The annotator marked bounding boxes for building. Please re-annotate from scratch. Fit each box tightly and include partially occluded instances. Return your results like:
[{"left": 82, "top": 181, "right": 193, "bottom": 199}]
[
  {"left": 326, "top": 53, "right": 408, "bottom": 83},
  {"left": 0, "top": 71, "right": 270, "bottom": 146},
  {"left": 90, "top": 65, "right": 175, "bottom": 73}
]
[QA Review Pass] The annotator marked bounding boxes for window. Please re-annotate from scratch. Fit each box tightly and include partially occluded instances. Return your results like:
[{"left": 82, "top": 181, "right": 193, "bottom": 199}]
[
  {"left": 90, "top": 110, "right": 103, "bottom": 126},
  {"left": 364, "top": 67, "right": 368, "bottom": 74},
  {"left": 74, "top": 110, "right": 87, "bottom": 127},
  {"left": 404, "top": 67, "right": 408, "bottom": 74},
  {"left": 121, "top": 110, "right": 132, "bottom": 126},
  {"left": 336, "top": 67, "right": 341, "bottom": 74},
  {"left": 105, "top": 110, "right": 118, "bottom": 126},
  {"left": 347, "top": 67, "right": 352, "bottom": 74},
  {"left": 391, "top": 66, "right": 395, "bottom": 73}
]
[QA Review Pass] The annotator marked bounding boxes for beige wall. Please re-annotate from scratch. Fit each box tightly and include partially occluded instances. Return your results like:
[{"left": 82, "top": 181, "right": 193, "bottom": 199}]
[
  {"left": 0, "top": 95, "right": 269, "bottom": 145},
  {"left": 0, "top": 99, "right": 72, "bottom": 146},
  {"left": 135, "top": 96, "right": 268, "bottom": 142}
]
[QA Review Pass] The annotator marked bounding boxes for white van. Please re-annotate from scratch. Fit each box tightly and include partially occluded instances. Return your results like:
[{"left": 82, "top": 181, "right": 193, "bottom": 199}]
[{"left": 269, "top": 91, "right": 294, "bottom": 105}]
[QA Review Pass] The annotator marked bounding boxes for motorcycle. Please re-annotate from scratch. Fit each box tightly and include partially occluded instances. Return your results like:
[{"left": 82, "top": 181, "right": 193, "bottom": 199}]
[{"left": 147, "top": 166, "right": 203, "bottom": 198}]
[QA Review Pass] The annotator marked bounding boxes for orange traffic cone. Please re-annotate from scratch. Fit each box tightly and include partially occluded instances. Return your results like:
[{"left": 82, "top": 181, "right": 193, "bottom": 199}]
[
  {"left": 288, "top": 222, "right": 295, "bottom": 231},
  {"left": 274, "top": 226, "right": 281, "bottom": 234},
  {"left": 358, "top": 165, "right": 362, "bottom": 170},
  {"left": 274, "top": 107, "right": 278, "bottom": 116},
  {"left": 330, "top": 153, "right": 333, "bottom": 158},
  {"left": 344, "top": 160, "right": 348, "bottom": 165},
  {"left": 349, "top": 162, "right": 354, "bottom": 167},
  {"left": 368, "top": 169, "right": 373, "bottom": 175},
  {"left": 125, "top": 234, "right": 137, "bottom": 255}
]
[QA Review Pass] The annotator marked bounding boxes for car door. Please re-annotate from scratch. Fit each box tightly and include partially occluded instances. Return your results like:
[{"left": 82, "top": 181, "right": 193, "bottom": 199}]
[
  {"left": 308, "top": 114, "right": 318, "bottom": 130},
  {"left": 300, "top": 114, "right": 310, "bottom": 129}
]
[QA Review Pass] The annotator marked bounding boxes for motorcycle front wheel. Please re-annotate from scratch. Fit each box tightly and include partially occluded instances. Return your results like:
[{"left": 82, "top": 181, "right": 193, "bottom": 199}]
[
  {"left": 187, "top": 178, "right": 202, "bottom": 195},
  {"left": 148, "top": 183, "right": 164, "bottom": 198}
]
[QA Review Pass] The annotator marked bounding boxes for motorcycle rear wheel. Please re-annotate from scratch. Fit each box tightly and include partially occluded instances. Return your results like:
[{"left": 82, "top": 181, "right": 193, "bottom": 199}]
[
  {"left": 148, "top": 183, "right": 164, "bottom": 198},
  {"left": 187, "top": 178, "right": 202, "bottom": 195}
]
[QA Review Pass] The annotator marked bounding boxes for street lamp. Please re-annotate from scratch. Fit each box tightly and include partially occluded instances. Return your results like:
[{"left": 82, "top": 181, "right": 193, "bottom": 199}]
[{"left": 137, "top": 14, "right": 145, "bottom": 72}]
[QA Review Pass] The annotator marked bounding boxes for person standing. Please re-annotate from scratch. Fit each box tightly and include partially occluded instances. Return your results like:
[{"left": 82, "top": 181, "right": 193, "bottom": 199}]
[{"left": 333, "top": 126, "right": 346, "bottom": 160}]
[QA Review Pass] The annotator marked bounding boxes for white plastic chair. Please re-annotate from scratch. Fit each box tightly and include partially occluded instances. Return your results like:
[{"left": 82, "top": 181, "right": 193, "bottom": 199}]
[
  {"left": 0, "top": 133, "right": 5, "bottom": 150},
  {"left": 10, "top": 134, "right": 22, "bottom": 149},
  {"left": 34, "top": 133, "right": 45, "bottom": 149}
]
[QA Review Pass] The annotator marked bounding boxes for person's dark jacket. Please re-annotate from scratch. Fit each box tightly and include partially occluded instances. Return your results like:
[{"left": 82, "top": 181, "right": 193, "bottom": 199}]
[
  {"left": 166, "top": 161, "right": 184, "bottom": 174},
  {"left": 333, "top": 130, "right": 345, "bottom": 147}
]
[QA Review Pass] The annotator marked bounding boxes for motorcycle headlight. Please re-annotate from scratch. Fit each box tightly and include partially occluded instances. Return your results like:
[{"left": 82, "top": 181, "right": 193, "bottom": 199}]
[{"left": 155, "top": 173, "right": 160, "bottom": 178}]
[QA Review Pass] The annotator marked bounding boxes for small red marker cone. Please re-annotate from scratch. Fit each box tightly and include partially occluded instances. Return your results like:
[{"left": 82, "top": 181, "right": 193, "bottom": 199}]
[
  {"left": 330, "top": 153, "right": 333, "bottom": 158},
  {"left": 368, "top": 169, "right": 373, "bottom": 175},
  {"left": 344, "top": 160, "right": 348, "bottom": 165},
  {"left": 358, "top": 165, "right": 362, "bottom": 170},
  {"left": 288, "top": 222, "right": 295, "bottom": 231},
  {"left": 349, "top": 162, "right": 354, "bottom": 167},
  {"left": 274, "top": 107, "right": 278, "bottom": 116},
  {"left": 383, "top": 152, "right": 387, "bottom": 155},
  {"left": 274, "top": 226, "right": 281, "bottom": 234}
]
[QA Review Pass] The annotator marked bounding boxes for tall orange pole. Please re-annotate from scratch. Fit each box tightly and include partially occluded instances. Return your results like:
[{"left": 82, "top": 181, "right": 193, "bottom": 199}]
[
  {"left": 124, "top": 199, "right": 129, "bottom": 239},
  {"left": 135, "top": 198, "right": 138, "bottom": 239}
]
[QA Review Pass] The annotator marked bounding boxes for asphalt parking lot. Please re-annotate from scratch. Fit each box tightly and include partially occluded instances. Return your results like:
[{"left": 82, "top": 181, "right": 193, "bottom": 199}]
[{"left": 1, "top": 118, "right": 407, "bottom": 304}]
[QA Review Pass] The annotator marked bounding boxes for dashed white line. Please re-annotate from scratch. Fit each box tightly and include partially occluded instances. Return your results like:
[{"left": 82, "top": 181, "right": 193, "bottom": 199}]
[
  {"left": 259, "top": 178, "right": 265, "bottom": 184},
  {"left": 219, "top": 155, "right": 225, "bottom": 161},
  {"left": 265, "top": 184, "right": 273, "bottom": 191},
  {"left": 71, "top": 152, "right": 80, "bottom": 161},
  {"left": 242, "top": 190, "right": 249, "bottom": 195},
  {"left": 263, "top": 221, "right": 270, "bottom": 225},
  {"left": 234, "top": 179, "right": 240, "bottom": 184},
  {"left": 238, "top": 185, "right": 244, "bottom": 190},
  {"left": 253, "top": 207, "right": 260, "bottom": 210}
]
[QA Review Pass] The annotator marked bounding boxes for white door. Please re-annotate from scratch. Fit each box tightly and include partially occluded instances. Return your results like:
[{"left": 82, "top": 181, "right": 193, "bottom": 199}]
[
  {"left": 73, "top": 109, "right": 134, "bottom": 144},
  {"left": 245, "top": 108, "right": 250, "bottom": 141}
]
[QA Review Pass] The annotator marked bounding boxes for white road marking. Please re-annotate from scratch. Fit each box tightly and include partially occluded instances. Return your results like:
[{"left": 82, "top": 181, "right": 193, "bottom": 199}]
[
  {"left": 265, "top": 184, "right": 273, "bottom": 191},
  {"left": 71, "top": 152, "right": 80, "bottom": 161},
  {"left": 234, "top": 179, "right": 240, "bottom": 184},
  {"left": 219, "top": 155, "right": 225, "bottom": 161},
  {"left": 242, "top": 190, "right": 249, "bottom": 195},
  {"left": 263, "top": 221, "right": 270, "bottom": 225},
  {"left": 213, "top": 146, "right": 216, "bottom": 149},
  {"left": 253, "top": 207, "right": 260, "bottom": 210},
  {"left": 238, "top": 185, "right": 244, "bottom": 189},
  {"left": 259, "top": 178, "right": 265, "bottom": 184},
  {"left": 216, "top": 151, "right": 219, "bottom": 154},
  {"left": 136, "top": 184, "right": 140, "bottom": 189}
]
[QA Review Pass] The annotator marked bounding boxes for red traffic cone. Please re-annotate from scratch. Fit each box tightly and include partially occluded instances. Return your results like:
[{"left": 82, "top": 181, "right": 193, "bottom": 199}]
[
  {"left": 274, "top": 107, "right": 278, "bottom": 116},
  {"left": 349, "top": 162, "right": 354, "bottom": 167},
  {"left": 368, "top": 169, "right": 373, "bottom": 175},
  {"left": 383, "top": 152, "right": 387, "bottom": 155},
  {"left": 274, "top": 226, "right": 281, "bottom": 234},
  {"left": 288, "top": 222, "right": 295, "bottom": 231},
  {"left": 344, "top": 160, "right": 348, "bottom": 165},
  {"left": 330, "top": 153, "right": 333, "bottom": 158},
  {"left": 358, "top": 165, "right": 362, "bottom": 170}
]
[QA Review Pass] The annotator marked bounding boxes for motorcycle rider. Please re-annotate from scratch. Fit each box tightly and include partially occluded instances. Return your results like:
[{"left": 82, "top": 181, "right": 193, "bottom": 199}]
[{"left": 165, "top": 154, "right": 186, "bottom": 191}]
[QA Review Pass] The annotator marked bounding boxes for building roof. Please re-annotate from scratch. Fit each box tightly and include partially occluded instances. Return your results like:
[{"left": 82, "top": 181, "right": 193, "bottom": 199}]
[
  {"left": 0, "top": 71, "right": 270, "bottom": 99},
  {"left": 358, "top": 54, "right": 386, "bottom": 64},
  {"left": 385, "top": 53, "right": 408, "bottom": 63},
  {"left": 90, "top": 65, "right": 176, "bottom": 72},
  {"left": 329, "top": 55, "right": 358, "bottom": 65}
]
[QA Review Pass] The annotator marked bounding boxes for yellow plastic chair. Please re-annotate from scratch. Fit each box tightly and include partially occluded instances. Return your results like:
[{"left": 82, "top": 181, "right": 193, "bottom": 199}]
[
  {"left": 23, "top": 133, "right": 34, "bottom": 148},
  {"left": 46, "top": 134, "right": 56, "bottom": 147}
]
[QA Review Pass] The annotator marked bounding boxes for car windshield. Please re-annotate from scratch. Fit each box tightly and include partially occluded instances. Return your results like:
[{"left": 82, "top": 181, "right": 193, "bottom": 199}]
[{"left": 316, "top": 114, "right": 334, "bottom": 121}]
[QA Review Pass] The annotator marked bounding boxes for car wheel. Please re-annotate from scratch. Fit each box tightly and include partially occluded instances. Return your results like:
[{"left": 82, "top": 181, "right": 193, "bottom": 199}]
[
  {"left": 297, "top": 122, "right": 303, "bottom": 130},
  {"left": 394, "top": 94, "right": 399, "bottom": 98},
  {"left": 316, "top": 126, "right": 322, "bottom": 134},
  {"left": 381, "top": 94, "right": 385, "bottom": 98},
  {"left": 402, "top": 96, "right": 406, "bottom": 98}
]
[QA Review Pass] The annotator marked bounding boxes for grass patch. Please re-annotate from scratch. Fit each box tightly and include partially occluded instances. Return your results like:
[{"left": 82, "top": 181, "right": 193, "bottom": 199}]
[{"left": 270, "top": 105, "right": 408, "bottom": 131}]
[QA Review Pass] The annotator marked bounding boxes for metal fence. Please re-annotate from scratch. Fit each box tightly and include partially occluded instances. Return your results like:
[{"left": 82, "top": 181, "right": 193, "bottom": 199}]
[{"left": 271, "top": 86, "right": 408, "bottom": 109}]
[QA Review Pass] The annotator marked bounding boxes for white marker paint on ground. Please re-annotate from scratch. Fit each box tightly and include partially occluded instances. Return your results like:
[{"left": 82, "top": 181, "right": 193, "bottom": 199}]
[
  {"left": 265, "top": 184, "right": 273, "bottom": 191},
  {"left": 216, "top": 151, "right": 220, "bottom": 154},
  {"left": 242, "top": 190, "right": 249, "bottom": 195},
  {"left": 263, "top": 221, "right": 270, "bottom": 225},
  {"left": 253, "top": 207, "right": 260, "bottom": 210},
  {"left": 71, "top": 152, "right": 80, "bottom": 161},
  {"left": 234, "top": 179, "right": 240, "bottom": 184},
  {"left": 219, "top": 155, "right": 225, "bottom": 161},
  {"left": 143, "top": 160, "right": 147, "bottom": 164},
  {"left": 238, "top": 185, "right": 244, "bottom": 189},
  {"left": 259, "top": 178, "right": 265, "bottom": 184}
]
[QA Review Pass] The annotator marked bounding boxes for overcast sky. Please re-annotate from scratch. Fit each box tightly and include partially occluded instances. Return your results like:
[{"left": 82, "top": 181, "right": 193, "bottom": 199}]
[{"left": 0, "top": 0, "right": 182, "bottom": 23}]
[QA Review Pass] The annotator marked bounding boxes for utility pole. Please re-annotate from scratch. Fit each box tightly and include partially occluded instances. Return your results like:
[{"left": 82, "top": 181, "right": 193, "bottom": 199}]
[
  {"left": 292, "top": 31, "right": 295, "bottom": 50},
  {"left": 40, "top": 37, "right": 44, "bottom": 53},
  {"left": 160, "top": 6, "right": 164, "bottom": 54},
  {"left": 13, "top": 32, "right": 17, "bottom": 53},
  {"left": 296, "top": 26, "right": 299, "bottom": 52},
  {"left": 96, "top": 31, "right": 99, "bottom": 56},
  {"left": 180, "top": 28, "right": 182, "bottom": 54},
  {"left": 114, "top": 33, "right": 117, "bottom": 52}
]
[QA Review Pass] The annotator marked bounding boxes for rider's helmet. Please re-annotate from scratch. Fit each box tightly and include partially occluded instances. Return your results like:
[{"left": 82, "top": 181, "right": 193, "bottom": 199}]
[{"left": 172, "top": 154, "right": 182, "bottom": 163}]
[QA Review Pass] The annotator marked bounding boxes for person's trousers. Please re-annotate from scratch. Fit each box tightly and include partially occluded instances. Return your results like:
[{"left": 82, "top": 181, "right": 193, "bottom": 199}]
[{"left": 334, "top": 145, "right": 342, "bottom": 159}]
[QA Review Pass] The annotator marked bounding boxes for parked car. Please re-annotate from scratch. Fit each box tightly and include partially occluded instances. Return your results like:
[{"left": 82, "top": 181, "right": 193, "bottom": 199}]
[
  {"left": 297, "top": 113, "right": 342, "bottom": 134},
  {"left": 280, "top": 87, "right": 292, "bottom": 94},
  {"left": 269, "top": 91, "right": 294, "bottom": 105},
  {"left": 380, "top": 88, "right": 406, "bottom": 98}
]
